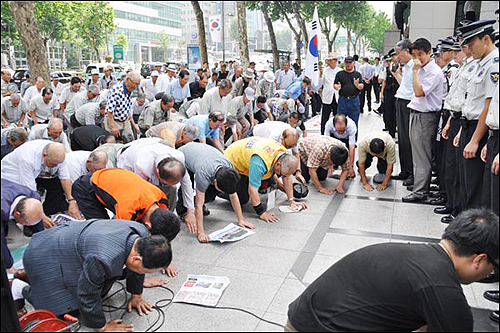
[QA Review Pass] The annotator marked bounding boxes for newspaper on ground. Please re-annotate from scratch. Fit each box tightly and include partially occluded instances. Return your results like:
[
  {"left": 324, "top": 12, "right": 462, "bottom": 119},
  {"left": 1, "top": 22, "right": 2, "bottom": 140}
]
[
  {"left": 173, "top": 275, "right": 230, "bottom": 307},
  {"left": 278, "top": 205, "right": 305, "bottom": 213},
  {"left": 51, "top": 213, "right": 79, "bottom": 225},
  {"left": 208, "top": 223, "right": 255, "bottom": 243}
]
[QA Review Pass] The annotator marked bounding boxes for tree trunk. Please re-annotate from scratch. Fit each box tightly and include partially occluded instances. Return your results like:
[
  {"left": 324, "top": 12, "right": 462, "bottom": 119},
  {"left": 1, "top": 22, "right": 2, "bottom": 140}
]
[
  {"left": 8, "top": 1, "right": 50, "bottom": 86},
  {"left": 332, "top": 25, "right": 341, "bottom": 53},
  {"left": 62, "top": 43, "right": 66, "bottom": 70},
  {"left": 236, "top": 1, "right": 250, "bottom": 68},
  {"left": 191, "top": 1, "right": 208, "bottom": 65},
  {"left": 283, "top": 12, "right": 301, "bottom": 68},
  {"left": 347, "top": 29, "right": 351, "bottom": 56},
  {"left": 295, "top": 31, "right": 302, "bottom": 69},
  {"left": 262, "top": 2, "right": 279, "bottom": 72},
  {"left": 291, "top": 1, "right": 308, "bottom": 48},
  {"left": 51, "top": 39, "right": 56, "bottom": 71}
]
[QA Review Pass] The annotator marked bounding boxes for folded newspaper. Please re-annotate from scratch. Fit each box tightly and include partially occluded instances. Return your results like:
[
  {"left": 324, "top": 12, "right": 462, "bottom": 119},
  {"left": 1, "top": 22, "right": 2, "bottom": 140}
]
[
  {"left": 208, "top": 223, "right": 255, "bottom": 243},
  {"left": 51, "top": 213, "right": 79, "bottom": 225},
  {"left": 173, "top": 275, "right": 230, "bottom": 307}
]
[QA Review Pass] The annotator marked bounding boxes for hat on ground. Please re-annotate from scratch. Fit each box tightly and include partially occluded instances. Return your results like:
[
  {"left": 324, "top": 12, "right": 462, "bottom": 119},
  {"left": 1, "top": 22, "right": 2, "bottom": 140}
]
[
  {"left": 373, "top": 173, "right": 385, "bottom": 184},
  {"left": 91, "top": 68, "right": 99, "bottom": 75},
  {"left": 458, "top": 20, "right": 496, "bottom": 45},
  {"left": 325, "top": 53, "right": 339, "bottom": 61},
  {"left": 167, "top": 64, "right": 177, "bottom": 72},
  {"left": 264, "top": 71, "right": 275, "bottom": 83},
  {"left": 244, "top": 87, "right": 255, "bottom": 101},
  {"left": 151, "top": 70, "right": 159, "bottom": 77},
  {"left": 344, "top": 56, "right": 355, "bottom": 62},
  {"left": 293, "top": 183, "right": 309, "bottom": 199},
  {"left": 243, "top": 68, "right": 255, "bottom": 79}
]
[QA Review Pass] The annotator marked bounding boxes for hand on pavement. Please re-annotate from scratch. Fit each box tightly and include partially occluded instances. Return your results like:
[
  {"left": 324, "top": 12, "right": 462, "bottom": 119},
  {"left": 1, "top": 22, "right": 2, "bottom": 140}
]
[
  {"left": 127, "top": 295, "right": 152, "bottom": 316},
  {"left": 162, "top": 263, "right": 178, "bottom": 277},
  {"left": 362, "top": 183, "right": 374, "bottom": 191},
  {"left": 259, "top": 212, "right": 280, "bottom": 223}
]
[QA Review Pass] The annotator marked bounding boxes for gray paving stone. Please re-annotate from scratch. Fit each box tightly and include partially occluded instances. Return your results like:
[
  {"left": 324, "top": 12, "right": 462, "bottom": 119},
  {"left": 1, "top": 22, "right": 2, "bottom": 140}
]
[
  {"left": 254, "top": 312, "right": 288, "bottom": 332},
  {"left": 302, "top": 254, "right": 343, "bottom": 285},
  {"left": 471, "top": 282, "right": 500, "bottom": 311},
  {"left": 392, "top": 202, "right": 446, "bottom": 239},
  {"left": 267, "top": 278, "right": 306, "bottom": 315},
  {"left": 317, "top": 233, "right": 390, "bottom": 257},
  {"left": 330, "top": 211, "right": 393, "bottom": 234}
]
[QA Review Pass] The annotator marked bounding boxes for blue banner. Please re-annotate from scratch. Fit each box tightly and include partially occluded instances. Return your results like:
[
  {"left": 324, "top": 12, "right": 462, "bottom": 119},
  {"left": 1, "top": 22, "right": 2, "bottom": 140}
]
[{"left": 187, "top": 45, "right": 201, "bottom": 71}]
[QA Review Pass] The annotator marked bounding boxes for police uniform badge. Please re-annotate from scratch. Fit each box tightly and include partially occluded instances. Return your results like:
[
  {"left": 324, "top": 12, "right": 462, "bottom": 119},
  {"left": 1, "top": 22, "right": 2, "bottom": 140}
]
[
  {"left": 491, "top": 72, "right": 499, "bottom": 84},
  {"left": 447, "top": 71, "right": 452, "bottom": 78},
  {"left": 494, "top": 57, "right": 499, "bottom": 63}
]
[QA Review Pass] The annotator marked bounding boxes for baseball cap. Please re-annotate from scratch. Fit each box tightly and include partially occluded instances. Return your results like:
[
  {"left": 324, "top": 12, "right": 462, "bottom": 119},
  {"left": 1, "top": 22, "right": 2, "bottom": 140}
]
[
  {"left": 151, "top": 71, "right": 159, "bottom": 77},
  {"left": 244, "top": 87, "right": 255, "bottom": 101},
  {"left": 264, "top": 71, "right": 275, "bottom": 83},
  {"left": 344, "top": 56, "right": 355, "bottom": 62},
  {"left": 91, "top": 68, "right": 99, "bottom": 75}
]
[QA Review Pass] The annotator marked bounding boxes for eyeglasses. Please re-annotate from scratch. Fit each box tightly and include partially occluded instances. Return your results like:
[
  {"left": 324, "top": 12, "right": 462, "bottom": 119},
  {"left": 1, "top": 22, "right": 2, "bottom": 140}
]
[{"left": 487, "top": 255, "right": 499, "bottom": 269}]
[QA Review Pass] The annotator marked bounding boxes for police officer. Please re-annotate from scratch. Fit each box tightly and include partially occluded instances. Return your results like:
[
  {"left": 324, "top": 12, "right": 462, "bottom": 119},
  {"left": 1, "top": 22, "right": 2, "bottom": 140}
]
[
  {"left": 436, "top": 30, "right": 478, "bottom": 224},
  {"left": 430, "top": 38, "right": 461, "bottom": 207},
  {"left": 454, "top": 20, "right": 498, "bottom": 223},
  {"left": 380, "top": 49, "right": 399, "bottom": 138}
]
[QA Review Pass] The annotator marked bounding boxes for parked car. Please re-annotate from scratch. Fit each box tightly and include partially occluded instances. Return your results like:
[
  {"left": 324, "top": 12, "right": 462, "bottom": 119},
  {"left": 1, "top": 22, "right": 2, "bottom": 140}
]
[
  {"left": 51, "top": 71, "right": 73, "bottom": 84},
  {"left": 85, "top": 63, "right": 124, "bottom": 80},
  {"left": 12, "top": 68, "right": 29, "bottom": 89},
  {"left": 140, "top": 62, "right": 158, "bottom": 78}
]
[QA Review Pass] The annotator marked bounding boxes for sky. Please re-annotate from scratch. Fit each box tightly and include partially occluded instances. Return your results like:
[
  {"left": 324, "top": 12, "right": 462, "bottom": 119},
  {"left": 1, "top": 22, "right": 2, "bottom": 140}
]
[{"left": 369, "top": 1, "right": 395, "bottom": 18}]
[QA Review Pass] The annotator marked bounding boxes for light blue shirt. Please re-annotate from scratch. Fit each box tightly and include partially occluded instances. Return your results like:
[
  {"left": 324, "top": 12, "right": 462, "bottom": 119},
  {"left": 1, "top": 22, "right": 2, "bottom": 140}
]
[
  {"left": 359, "top": 63, "right": 375, "bottom": 80},
  {"left": 185, "top": 115, "right": 219, "bottom": 140},
  {"left": 166, "top": 79, "right": 191, "bottom": 104},
  {"left": 395, "top": 59, "right": 414, "bottom": 100},
  {"left": 284, "top": 81, "right": 304, "bottom": 100}
]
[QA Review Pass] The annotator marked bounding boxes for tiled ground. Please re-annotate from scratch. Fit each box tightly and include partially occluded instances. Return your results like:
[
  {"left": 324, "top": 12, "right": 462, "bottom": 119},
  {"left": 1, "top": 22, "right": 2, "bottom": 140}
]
[{"left": 6, "top": 103, "right": 499, "bottom": 331}]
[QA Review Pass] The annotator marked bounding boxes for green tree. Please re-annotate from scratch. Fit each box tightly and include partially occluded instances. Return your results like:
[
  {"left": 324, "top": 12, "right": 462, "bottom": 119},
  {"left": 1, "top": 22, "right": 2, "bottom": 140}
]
[
  {"left": 115, "top": 33, "right": 128, "bottom": 53},
  {"left": 158, "top": 30, "right": 170, "bottom": 62},
  {"left": 229, "top": 16, "right": 239, "bottom": 41},
  {"left": 275, "top": 30, "right": 292, "bottom": 51},
  {"left": 71, "top": 1, "right": 116, "bottom": 63},
  {"left": 1, "top": 1, "right": 20, "bottom": 68},
  {"left": 365, "top": 12, "right": 392, "bottom": 55},
  {"left": 190, "top": 1, "right": 208, "bottom": 65}
]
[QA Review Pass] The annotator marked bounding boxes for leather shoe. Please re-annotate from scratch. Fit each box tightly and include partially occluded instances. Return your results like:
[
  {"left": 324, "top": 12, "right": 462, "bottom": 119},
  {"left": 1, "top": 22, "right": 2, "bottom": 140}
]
[
  {"left": 403, "top": 176, "right": 414, "bottom": 186},
  {"left": 430, "top": 185, "right": 440, "bottom": 191},
  {"left": 434, "top": 206, "right": 452, "bottom": 215},
  {"left": 406, "top": 185, "right": 414, "bottom": 191},
  {"left": 430, "top": 197, "right": 446, "bottom": 206},
  {"left": 431, "top": 177, "right": 439, "bottom": 185},
  {"left": 484, "top": 290, "right": 499, "bottom": 303},
  {"left": 441, "top": 215, "right": 455, "bottom": 224},
  {"left": 490, "top": 311, "right": 499, "bottom": 323},
  {"left": 478, "top": 271, "right": 499, "bottom": 284},
  {"left": 391, "top": 173, "right": 409, "bottom": 180},
  {"left": 429, "top": 191, "right": 441, "bottom": 198},
  {"left": 402, "top": 193, "right": 427, "bottom": 203}
]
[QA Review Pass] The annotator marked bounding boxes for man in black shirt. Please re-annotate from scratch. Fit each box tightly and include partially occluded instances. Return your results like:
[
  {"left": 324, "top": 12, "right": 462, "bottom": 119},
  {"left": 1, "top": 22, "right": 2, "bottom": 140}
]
[
  {"left": 189, "top": 74, "right": 208, "bottom": 100},
  {"left": 334, "top": 56, "right": 364, "bottom": 136},
  {"left": 70, "top": 125, "right": 115, "bottom": 151},
  {"left": 218, "top": 64, "right": 228, "bottom": 81},
  {"left": 288, "top": 208, "right": 499, "bottom": 332}
]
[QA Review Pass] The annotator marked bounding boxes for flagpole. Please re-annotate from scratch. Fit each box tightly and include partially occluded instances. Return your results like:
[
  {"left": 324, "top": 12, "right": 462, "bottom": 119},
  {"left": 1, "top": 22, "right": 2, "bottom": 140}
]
[{"left": 222, "top": 1, "right": 225, "bottom": 63}]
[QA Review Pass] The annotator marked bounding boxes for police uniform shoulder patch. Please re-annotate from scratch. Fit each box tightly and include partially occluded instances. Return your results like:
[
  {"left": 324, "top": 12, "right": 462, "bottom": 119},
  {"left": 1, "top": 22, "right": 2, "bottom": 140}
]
[
  {"left": 468, "top": 66, "right": 475, "bottom": 73},
  {"left": 491, "top": 72, "right": 499, "bottom": 84},
  {"left": 494, "top": 57, "right": 499, "bottom": 63}
]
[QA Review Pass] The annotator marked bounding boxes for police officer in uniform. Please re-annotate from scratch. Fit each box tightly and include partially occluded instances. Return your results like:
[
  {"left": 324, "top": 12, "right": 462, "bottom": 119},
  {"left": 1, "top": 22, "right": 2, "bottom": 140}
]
[
  {"left": 436, "top": 30, "right": 478, "bottom": 224},
  {"left": 380, "top": 49, "right": 399, "bottom": 138},
  {"left": 430, "top": 38, "right": 461, "bottom": 207},
  {"left": 454, "top": 20, "right": 498, "bottom": 224}
]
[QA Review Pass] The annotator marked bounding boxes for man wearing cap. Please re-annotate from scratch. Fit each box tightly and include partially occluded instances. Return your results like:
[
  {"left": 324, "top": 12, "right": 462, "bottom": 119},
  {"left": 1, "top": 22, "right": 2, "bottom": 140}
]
[
  {"left": 393, "top": 39, "right": 415, "bottom": 186},
  {"left": 227, "top": 87, "right": 255, "bottom": 140},
  {"left": 380, "top": 49, "right": 399, "bottom": 138},
  {"left": 140, "top": 70, "right": 161, "bottom": 102},
  {"left": 454, "top": 20, "right": 498, "bottom": 214},
  {"left": 256, "top": 71, "right": 276, "bottom": 99},
  {"left": 232, "top": 68, "right": 257, "bottom": 97},
  {"left": 86, "top": 69, "right": 101, "bottom": 90},
  {"left": 50, "top": 75, "right": 64, "bottom": 100},
  {"left": 402, "top": 38, "right": 445, "bottom": 203},
  {"left": 334, "top": 56, "right": 364, "bottom": 133},
  {"left": 321, "top": 53, "right": 342, "bottom": 134},
  {"left": 165, "top": 69, "right": 191, "bottom": 111},
  {"left": 99, "top": 65, "right": 117, "bottom": 91},
  {"left": 359, "top": 57, "right": 376, "bottom": 113}
]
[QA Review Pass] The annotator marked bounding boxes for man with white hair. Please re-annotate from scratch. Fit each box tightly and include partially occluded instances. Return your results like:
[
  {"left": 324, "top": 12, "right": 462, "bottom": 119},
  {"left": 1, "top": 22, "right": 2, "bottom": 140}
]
[
  {"left": 1, "top": 127, "right": 27, "bottom": 159},
  {"left": 105, "top": 71, "right": 141, "bottom": 140},
  {"left": 276, "top": 62, "right": 296, "bottom": 90},
  {"left": 23, "top": 76, "right": 45, "bottom": 105},
  {"left": 65, "top": 85, "right": 100, "bottom": 128},
  {"left": 199, "top": 79, "right": 233, "bottom": 116},
  {"left": 1, "top": 93, "right": 27, "bottom": 128},
  {"left": 73, "top": 100, "right": 106, "bottom": 127},
  {"left": 65, "top": 150, "right": 108, "bottom": 182},
  {"left": 1, "top": 69, "right": 13, "bottom": 97},
  {"left": 140, "top": 70, "right": 161, "bottom": 102},
  {"left": 227, "top": 87, "right": 256, "bottom": 140},
  {"left": 145, "top": 121, "right": 200, "bottom": 148},
  {"left": 28, "top": 118, "right": 71, "bottom": 153},
  {"left": 28, "top": 88, "right": 60, "bottom": 125},
  {"left": 1, "top": 140, "right": 83, "bottom": 219}
]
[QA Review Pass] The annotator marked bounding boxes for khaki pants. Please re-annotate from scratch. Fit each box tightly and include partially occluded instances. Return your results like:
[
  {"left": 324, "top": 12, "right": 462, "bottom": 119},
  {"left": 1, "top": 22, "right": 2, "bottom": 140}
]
[
  {"left": 238, "top": 117, "right": 251, "bottom": 139},
  {"left": 284, "top": 319, "right": 297, "bottom": 332},
  {"left": 104, "top": 118, "right": 133, "bottom": 141}
]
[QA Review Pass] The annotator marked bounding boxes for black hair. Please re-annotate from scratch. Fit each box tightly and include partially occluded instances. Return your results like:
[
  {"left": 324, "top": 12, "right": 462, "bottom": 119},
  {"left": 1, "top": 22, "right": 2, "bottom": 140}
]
[
  {"left": 256, "top": 96, "right": 267, "bottom": 104},
  {"left": 70, "top": 76, "right": 81, "bottom": 85},
  {"left": 215, "top": 167, "right": 240, "bottom": 194},
  {"left": 41, "top": 87, "right": 54, "bottom": 96},
  {"left": 329, "top": 145, "right": 348, "bottom": 166},
  {"left": 150, "top": 208, "right": 181, "bottom": 242},
  {"left": 375, "top": 57, "right": 380, "bottom": 61},
  {"left": 411, "top": 38, "right": 432, "bottom": 53},
  {"left": 212, "top": 71, "right": 219, "bottom": 77},
  {"left": 302, "top": 77, "right": 311, "bottom": 85},
  {"left": 209, "top": 111, "right": 224, "bottom": 122},
  {"left": 370, "top": 138, "right": 385, "bottom": 155},
  {"left": 353, "top": 54, "right": 359, "bottom": 61},
  {"left": 98, "top": 134, "right": 115, "bottom": 146},
  {"left": 249, "top": 61, "right": 256, "bottom": 66},
  {"left": 289, "top": 112, "right": 300, "bottom": 119},
  {"left": 157, "top": 157, "right": 186, "bottom": 182},
  {"left": 179, "top": 69, "right": 190, "bottom": 78},
  {"left": 135, "top": 234, "right": 172, "bottom": 269},
  {"left": 333, "top": 114, "right": 348, "bottom": 127},
  {"left": 197, "top": 68, "right": 204, "bottom": 73},
  {"left": 25, "top": 73, "right": 30, "bottom": 79},
  {"left": 442, "top": 208, "right": 499, "bottom": 261}
]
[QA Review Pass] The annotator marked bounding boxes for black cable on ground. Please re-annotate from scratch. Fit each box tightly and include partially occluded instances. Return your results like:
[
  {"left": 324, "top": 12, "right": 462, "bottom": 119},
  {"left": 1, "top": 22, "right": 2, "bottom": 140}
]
[{"left": 102, "top": 283, "right": 285, "bottom": 331}]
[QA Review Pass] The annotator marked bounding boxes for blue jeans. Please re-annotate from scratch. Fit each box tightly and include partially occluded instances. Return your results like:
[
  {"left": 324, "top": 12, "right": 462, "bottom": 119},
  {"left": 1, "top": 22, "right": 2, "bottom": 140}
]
[{"left": 338, "top": 96, "right": 360, "bottom": 139}]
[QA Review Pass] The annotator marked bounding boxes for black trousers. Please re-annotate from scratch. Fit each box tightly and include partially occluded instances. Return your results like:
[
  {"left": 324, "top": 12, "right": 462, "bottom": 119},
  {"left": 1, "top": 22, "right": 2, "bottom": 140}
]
[
  {"left": 298, "top": 93, "right": 309, "bottom": 119},
  {"left": 372, "top": 77, "right": 380, "bottom": 102},
  {"left": 35, "top": 177, "right": 68, "bottom": 216},
  {"left": 310, "top": 93, "right": 322, "bottom": 117},
  {"left": 71, "top": 173, "right": 109, "bottom": 219},
  {"left": 253, "top": 110, "right": 268, "bottom": 123},
  {"left": 236, "top": 175, "right": 251, "bottom": 205},
  {"left": 359, "top": 153, "right": 388, "bottom": 174},
  {"left": 70, "top": 114, "right": 82, "bottom": 129},
  {"left": 360, "top": 81, "right": 372, "bottom": 113},
  {"left": 458, "top": 120, "right": 488, "bottom": 210},
  {"left": 177, "top": 170, "right": 219, "bottom": 216},
  {"left": 300, "top": 161, "right": 328, "bottom": 183},
  {"left": 321, "top": 98, "right": 338, "bottom": 135},
  {"left": 435, "top": 112, "right": 450, "bottom": 197},
  {"left": 444, "top": 117, "right": 462, "bottom": 215},
  {"left": 395, "top": 98, "right": 413, "bottom": 178},
  {"left": 383, "top": 91, "right": 396, "bottom": 137},
  {"left": 482, "top": 130, "right": 499, "bottom": 215}
]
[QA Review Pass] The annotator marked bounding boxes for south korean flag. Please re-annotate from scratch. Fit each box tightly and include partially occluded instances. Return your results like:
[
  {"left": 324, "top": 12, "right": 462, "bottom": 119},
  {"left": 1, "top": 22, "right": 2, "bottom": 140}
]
[{"left": 209, "top": 15, "right": 223, "bottom": 43}]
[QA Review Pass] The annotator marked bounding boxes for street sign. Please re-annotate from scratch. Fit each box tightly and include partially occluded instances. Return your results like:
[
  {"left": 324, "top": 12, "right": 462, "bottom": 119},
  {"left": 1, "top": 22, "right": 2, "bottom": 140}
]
[
  {"left": 113, "top": 45, "right": 124, "bottom": 61},
  {"left": 191, "top": 32, "right": 198, "bottom": 40}
]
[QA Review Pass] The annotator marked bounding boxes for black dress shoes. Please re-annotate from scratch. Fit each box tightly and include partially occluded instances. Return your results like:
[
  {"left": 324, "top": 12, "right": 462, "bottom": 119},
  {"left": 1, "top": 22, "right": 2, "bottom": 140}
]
[
  {"left": 430, "top": 185, "right": 440, "bottom": 191},
  {"left": 430, "top": 197, "right": 446, "bottom": 206},
  {"left": 441, "top": 215, "right": 455, "bottom": 224},
  {"left": 391, "top": 173, "right": 409, "bottom": 180},
  {"left": 434, "top": 206, "right": 452, "bottom": 215},
  {"left": 490, "top": 311, "right": 499, "bottom": 323},
  {"left": 478, "top": 271, "right": 499, "bottom": 284},
  {"left": 406, "top": 185, "right": 414, "bottom": 191},
  {"left": 429, "top": 191, "right": 441, "bottom": 198},
  {"left": 484, "top": 290, "right": 499, "bottom": 303},
  {"left": 402, "top": 194, "right": 427, "bottom": 203},
  {"left": 403, "top": 176, "right": 414, "bottom": 186},
  {"left": 430, "top": 177, "right": 439, "bottom": 185}
]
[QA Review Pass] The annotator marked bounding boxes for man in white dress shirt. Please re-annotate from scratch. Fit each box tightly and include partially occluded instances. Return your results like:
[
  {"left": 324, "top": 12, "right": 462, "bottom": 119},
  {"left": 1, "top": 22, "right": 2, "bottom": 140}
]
[
  {"left": 65, "top": 150, "right": 108, "bottom": 183},
  {"left": 321, "top": 53, "right": 342, "bottom": 134}
]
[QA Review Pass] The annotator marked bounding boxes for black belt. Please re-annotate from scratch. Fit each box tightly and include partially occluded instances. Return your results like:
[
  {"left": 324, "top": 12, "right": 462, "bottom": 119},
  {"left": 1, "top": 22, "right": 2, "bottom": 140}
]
[
  {"left": 410, "top": 109, "right": 440, "bottom": 114},
  {"left": 396, "top": 98, "right": 411, "bottom": 102},
  {"left": 340, "top": 95, "right": 358, "bottom": 100},
  {"left": 460, "top": 117, "right": 478, "bottom": 130},
  {"left": 491, "top": 129, "right": 499, "bottom": 139}
]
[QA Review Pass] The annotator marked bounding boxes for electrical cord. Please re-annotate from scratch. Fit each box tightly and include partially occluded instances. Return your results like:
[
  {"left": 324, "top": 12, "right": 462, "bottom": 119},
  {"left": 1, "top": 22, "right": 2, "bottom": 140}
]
[{"left": 101, "top": 282, "right": 285, "bottom": 331}]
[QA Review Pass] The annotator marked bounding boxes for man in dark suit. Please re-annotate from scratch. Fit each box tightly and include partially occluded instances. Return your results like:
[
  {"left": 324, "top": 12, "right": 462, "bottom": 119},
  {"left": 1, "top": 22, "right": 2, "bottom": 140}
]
[
  {"left": 1, "top": 179, "right": 45, "bottom": 270},
  {"left": 22, "top": 219, "right": 172, "bottom": 331}
]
